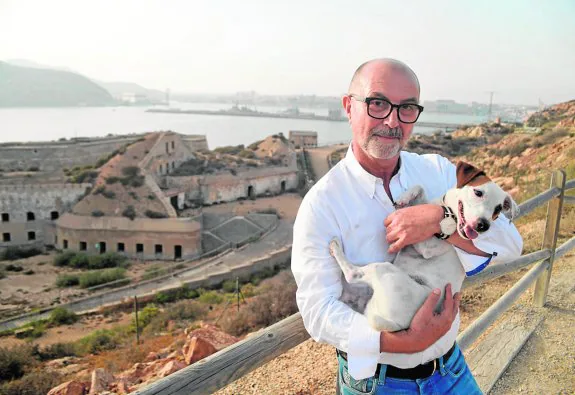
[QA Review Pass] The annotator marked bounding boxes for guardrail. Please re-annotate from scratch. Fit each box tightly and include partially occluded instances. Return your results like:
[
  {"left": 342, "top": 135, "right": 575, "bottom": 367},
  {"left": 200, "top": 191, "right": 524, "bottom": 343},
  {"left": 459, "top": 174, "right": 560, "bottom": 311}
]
[{"left": 135, "top": 171, "right": 574, "bottom": 395}]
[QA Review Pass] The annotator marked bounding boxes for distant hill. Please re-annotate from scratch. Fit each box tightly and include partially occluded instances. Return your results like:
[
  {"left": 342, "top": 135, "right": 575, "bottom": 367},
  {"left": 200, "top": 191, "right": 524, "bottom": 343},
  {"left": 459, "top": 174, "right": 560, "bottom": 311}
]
[
  {"left": 0, "top": 61, "right": 115, "bottom": 107},
  {"left": 97, "top": 81, "right": 166, "bottom": 102}
]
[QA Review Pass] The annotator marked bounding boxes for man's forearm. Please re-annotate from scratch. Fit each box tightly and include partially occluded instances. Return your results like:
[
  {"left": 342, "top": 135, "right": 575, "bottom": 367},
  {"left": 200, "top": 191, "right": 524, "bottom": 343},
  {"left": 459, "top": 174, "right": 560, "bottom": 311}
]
[{"left": 380, "top": 330, "right": 423, "bottom": 354}]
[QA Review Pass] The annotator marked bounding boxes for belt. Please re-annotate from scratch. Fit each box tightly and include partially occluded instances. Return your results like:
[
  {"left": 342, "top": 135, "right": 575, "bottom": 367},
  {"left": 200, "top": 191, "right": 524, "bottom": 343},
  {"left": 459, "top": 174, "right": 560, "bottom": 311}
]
[{"left": 336, "top": 343, "right": 456, "bottom": 380}]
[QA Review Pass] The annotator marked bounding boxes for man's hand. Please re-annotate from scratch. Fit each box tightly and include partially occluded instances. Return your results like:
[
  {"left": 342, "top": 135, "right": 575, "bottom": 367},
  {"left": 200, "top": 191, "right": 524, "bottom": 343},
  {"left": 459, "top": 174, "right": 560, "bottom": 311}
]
[
  {"left": 380, "top": 284, "right": 461, "bottom": 354},
  {"left": 384, "top": 204, "right": 443, "bottom": 253}
]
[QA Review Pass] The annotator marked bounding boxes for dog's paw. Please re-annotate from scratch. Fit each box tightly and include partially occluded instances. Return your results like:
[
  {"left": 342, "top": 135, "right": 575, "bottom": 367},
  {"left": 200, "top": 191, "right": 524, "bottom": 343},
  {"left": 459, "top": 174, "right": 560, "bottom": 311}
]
[
  {"left": 329, "top": 238, "right": 341, "bottom": 257},
  {"left": 395, "top": 185, "right": 425, "bottom": 208}
]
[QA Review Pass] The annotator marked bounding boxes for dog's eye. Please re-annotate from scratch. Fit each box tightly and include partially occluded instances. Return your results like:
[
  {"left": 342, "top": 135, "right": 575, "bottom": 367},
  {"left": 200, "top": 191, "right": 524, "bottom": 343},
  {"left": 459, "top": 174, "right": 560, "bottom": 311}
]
[{"left": 473, "top": 189, "right": 483, "bottom": 198}]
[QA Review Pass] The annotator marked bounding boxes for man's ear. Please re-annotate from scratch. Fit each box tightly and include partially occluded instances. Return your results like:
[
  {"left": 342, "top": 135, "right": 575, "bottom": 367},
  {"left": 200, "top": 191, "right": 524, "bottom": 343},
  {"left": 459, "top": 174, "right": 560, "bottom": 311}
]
[
  {"left": 456, "top": 161, "right": 491, "bottom": 188},
  {"left": 503, "top": 194, "right": 520, "bottom": 221},
  {"left": 342, "top": 95, "right": 352, "bottom": 123}
]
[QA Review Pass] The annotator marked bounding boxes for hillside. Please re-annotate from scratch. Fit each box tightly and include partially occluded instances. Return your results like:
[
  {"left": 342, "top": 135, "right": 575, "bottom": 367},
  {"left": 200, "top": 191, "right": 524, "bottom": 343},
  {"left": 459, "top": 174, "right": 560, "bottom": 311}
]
[
  {"left": 72, "top": 134, "right": 169, "bottom": 218},
  {"left": 0, "top": 102, "right": 573, "bottom": 394},
  {"left": 0, "top": 61, "right": 115, "bottom": 107}
]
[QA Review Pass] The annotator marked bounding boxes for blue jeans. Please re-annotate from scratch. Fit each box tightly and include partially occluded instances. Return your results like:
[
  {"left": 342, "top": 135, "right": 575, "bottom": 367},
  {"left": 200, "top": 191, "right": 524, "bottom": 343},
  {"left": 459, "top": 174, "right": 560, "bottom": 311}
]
[{"left": 337, "top": 344, "right": 482, "bottom": 394}]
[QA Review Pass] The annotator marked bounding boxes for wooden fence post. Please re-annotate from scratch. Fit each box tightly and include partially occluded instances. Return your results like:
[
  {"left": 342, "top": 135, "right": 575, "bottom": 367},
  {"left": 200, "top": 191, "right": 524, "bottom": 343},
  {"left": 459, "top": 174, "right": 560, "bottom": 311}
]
[{"left": 533, "top": 170, "right": 566, "bottom": 307}]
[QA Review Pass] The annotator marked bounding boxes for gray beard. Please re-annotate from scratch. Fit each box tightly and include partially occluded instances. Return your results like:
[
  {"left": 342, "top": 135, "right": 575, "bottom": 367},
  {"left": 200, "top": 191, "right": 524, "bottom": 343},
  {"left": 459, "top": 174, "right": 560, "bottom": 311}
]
[{"left": 363, "top": 127, "right": 403, "bottom": 160}]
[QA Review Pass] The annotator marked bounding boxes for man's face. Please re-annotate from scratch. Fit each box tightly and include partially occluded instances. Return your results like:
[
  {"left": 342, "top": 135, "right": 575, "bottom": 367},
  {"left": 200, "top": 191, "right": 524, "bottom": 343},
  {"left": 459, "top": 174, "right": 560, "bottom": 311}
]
[{"left": 344, "top": 64, "right": 420, "bottom": 161}]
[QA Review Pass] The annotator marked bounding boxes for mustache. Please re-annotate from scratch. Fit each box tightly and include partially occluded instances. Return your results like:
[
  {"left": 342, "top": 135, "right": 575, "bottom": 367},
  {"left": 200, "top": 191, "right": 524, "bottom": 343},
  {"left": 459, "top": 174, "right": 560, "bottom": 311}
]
[{"left": 370, "top": 127, "right": 403, "bottom": 139}]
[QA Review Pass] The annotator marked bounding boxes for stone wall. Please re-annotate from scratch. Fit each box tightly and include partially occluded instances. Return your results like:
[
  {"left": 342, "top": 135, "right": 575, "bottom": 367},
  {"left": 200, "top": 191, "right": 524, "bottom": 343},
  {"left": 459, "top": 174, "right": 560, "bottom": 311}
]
[
  {"left": 0, "top": 183, "right": 91, "bottom": 249},
  {"left": 140, "top": 132, "right": 195, "bottom": 179},
  {"left": 0, "top": 135, "right": 144, "bottom": 173},
  {"left": 55, "top": 214, "right": 202, "bottom": 260},
  {"left": 164, "top": 154, "right": 299, "bottom": 206},
  {"left": 181, "top": 135, "right": 209, "bottom": 152}
]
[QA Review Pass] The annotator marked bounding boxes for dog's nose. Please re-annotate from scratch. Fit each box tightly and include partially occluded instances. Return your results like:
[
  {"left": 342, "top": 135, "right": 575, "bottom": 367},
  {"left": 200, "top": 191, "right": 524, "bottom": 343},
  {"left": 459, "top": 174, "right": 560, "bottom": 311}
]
[{"left": 476, "top": 218, "right": 490, "bottom": 233}]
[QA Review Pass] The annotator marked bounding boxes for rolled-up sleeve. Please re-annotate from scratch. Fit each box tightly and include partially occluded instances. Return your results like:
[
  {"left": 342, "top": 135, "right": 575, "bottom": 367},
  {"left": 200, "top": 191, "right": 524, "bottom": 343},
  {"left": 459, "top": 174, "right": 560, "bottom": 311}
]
[
  {"left": 455, "top": 214, "right": 523, "bottom": 276},
  {"left": 291, "top": 195, "right": 380, "bottom": 379}
]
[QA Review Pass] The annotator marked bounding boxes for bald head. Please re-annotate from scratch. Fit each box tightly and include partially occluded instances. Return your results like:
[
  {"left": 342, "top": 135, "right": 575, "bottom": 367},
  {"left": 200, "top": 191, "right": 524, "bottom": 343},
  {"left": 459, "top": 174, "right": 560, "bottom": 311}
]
[{"left": 348, "top": 58, "right": 420, "bottom": 95}]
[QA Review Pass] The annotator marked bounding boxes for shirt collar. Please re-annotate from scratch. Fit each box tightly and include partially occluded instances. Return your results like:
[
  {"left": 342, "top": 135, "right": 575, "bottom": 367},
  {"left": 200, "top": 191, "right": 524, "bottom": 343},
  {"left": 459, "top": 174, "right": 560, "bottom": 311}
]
[{"left": 343, "top": 145, "right": 405, "bottom": 199}]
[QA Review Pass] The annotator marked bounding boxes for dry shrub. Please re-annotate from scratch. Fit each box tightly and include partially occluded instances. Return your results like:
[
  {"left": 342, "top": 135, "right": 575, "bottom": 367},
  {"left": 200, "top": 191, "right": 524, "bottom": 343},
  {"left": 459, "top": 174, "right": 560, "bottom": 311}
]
[
  {"left": 220, "top": 271, "right": 298, "bottom": 336},
  {"left": 0, "top": 370, "right": 62, "bottom": 395}
]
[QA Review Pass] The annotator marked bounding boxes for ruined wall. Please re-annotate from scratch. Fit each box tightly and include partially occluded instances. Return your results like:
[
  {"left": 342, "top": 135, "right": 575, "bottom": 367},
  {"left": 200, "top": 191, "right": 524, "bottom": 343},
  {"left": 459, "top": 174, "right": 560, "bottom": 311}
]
[
  {"left": 0, "top": 135, "right": 145, "bottom": 173},
  {"left": 56, "top": 214, "right": 202, "bottom": 260},
  {"left": 181, "top": 135, "right": 209, "bottom": 152},
  {"left": 164, "top": 152, "right": 299, "bottom": 206},
  {"left": 140, "top": 132, "right": 195, "bottom": 179},
  {"left": 200, "top": 170, "right": 298, "bottom": 204},
  {"left": 0, "top": 183, "right": 91, "bottom": 249}
]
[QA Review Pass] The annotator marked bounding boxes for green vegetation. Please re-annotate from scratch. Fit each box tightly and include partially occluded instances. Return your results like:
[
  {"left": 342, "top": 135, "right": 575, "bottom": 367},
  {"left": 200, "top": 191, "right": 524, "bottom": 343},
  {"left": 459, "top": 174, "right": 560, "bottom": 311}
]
[
  {"left": 142, "top": 263, "right": 186, "bottom": 281},
  {"left": 75, "top": 329, "right": 123, "bottom": 354},
  {"left": 154, "top": 285, "right": 199, "bottom": 304},
  {"left": 92, "top": 209, "right": 105, "bottom": 217},
  {"left": 53, "top": 251, "right": 128, "bottom": 269},
  {"left": 144, "top": 301, "right": 207, "bottom": 335},
  {"left": 197, "top": 290, "right": 224, "bottom": 304},
  {"left": 248, "top": 140, "right": 263, "bottom": 150},
  {"left": 144, "top": 209, "right": 168, "bottom": 219},
  {"left": 4, "top": 264, "right": 23, "bottom": 272},
  {"left": 214, "top": 144, "right": 244, "bottom": 155},
  {"left": 78, "top": 268, "right": 127, "bottom": 288},
  {"left": 48, "top": 308, "right": 79, "bottom": 326},
  {"left": 56, "top": 273, "right": 80, "bottom": 287},
  {"left": 57, "top": 268, "right": 128, "bottom": 289},
  {"left": 122, "top": 205, "right": 136, "bottom": 220},
  {"left": 64, "top": 167, "right": 99, "bottom": 184},
  {"left": 0, "top": 370, "right": 63, "bottom": 395},
  {"left": 0, "top": 246, "right": 42, "bottom": 261},
  {"left": 130, "top": 304, "right": 159, "bottom": 333}
]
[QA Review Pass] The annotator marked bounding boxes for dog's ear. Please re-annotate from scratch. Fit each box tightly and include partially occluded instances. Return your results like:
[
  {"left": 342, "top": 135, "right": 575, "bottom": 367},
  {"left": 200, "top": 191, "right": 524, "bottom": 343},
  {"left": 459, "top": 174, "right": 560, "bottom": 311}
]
[
  {"left": 456, "top": 161, "right": 491, "bottom": 188},
  {"left": 502, "top": 194, "right": 519, "bottom": 221}
]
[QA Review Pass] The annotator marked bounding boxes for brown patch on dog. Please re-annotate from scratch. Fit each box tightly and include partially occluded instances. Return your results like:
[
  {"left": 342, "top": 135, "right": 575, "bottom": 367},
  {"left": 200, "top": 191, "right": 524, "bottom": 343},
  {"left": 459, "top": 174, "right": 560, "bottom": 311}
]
[{"left": 456, "top": 161, "right": 492, "bottom": 188}]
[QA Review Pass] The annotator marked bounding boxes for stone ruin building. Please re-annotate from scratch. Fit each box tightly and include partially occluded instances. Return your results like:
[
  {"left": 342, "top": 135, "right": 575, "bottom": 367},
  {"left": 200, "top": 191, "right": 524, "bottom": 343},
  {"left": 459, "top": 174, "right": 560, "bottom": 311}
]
[{"left": 0, "top": 131, "right": 298, "bottom": 260}]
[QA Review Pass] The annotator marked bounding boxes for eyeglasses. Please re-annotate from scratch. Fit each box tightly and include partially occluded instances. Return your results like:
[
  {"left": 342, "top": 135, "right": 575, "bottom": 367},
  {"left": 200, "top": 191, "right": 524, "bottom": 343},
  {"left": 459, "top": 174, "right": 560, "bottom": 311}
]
[{"left": 349, "top": 94, "right": 424, "bottom": 124}]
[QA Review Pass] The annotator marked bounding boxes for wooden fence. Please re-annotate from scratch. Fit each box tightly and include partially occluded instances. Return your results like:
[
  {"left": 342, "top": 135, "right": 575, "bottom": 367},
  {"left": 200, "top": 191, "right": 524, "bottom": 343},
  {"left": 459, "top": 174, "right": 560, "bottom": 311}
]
[{"left": 135, "top": 172, "right": 575, "bottom": 395}]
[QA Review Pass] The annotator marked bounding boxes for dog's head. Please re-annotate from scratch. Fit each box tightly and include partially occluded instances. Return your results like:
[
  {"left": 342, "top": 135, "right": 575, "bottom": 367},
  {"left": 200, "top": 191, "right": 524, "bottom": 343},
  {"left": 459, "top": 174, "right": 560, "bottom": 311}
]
[{"left": 444, "top": 161, "right": 519, "bottom": 240}]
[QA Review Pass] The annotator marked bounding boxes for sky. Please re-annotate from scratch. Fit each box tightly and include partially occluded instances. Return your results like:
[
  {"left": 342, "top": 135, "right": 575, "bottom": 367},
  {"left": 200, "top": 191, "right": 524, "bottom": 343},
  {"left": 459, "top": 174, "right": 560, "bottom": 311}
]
[{"left": 1, "top": 0, "right": 574, "bottom": 105}]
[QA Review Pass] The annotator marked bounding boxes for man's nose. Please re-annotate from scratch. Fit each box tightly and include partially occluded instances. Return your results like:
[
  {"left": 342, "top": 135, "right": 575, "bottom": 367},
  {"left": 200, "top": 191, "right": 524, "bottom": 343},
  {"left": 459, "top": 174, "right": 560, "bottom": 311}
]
[{"left": 384, "top": 108, "right": 400, "bottom": 129}]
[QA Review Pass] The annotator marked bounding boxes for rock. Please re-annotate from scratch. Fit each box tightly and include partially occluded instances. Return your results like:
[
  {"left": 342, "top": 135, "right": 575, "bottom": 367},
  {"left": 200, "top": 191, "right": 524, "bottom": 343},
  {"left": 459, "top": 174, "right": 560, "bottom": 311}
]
[
  {"left": 45, "top": 356, "right": 80, "bottom": 370},
  {"left": 184, "top": 336, "right": 218, "bottom": 365},
  {"left": 47, "top": 381, "right": 86, "bottom": 395},
  {"left": 158, "top": 360, "right": 187, "bottom": 378},
  {"left": 114, "top": 379, "right": 130, "bottom": 395},
  {"left": 144, "top": 351, "right": 160, "bottom": 362},
  {"left": 89, "top": 368, "right": 114, "bottom": 394}
]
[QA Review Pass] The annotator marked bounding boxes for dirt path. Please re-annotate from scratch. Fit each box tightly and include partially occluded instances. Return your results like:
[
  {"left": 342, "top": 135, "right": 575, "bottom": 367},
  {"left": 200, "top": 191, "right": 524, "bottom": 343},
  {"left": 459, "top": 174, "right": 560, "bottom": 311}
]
[
  {"left": 218, "top": 252, "right": 575, "bottom": 395},
  {"left": 490, "top": 250, "right": 575, "bottom": 394},
  {"left": 306, "top": 145, "right": 347, "bottom": 180}
]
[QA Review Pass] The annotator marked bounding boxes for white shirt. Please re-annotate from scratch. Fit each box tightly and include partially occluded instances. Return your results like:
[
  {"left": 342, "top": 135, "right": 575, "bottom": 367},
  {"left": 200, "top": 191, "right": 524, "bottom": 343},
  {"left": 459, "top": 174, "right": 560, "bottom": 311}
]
[{"left": 291, "top": 147, "right": 523, "bottom": 380}]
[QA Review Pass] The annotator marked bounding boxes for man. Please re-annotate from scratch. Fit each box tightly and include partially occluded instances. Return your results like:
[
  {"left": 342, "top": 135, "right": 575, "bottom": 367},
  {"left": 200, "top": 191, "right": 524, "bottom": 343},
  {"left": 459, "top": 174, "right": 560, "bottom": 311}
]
[{"left": 291, "top": 58, "right": 523, "bottom": 394}]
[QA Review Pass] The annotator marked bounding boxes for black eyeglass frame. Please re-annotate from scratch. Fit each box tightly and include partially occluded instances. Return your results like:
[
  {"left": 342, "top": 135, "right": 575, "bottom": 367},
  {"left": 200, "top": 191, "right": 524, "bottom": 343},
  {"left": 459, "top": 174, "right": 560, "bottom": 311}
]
[{"left": 349, "top": 94, "right": 424, "bottom": 124}]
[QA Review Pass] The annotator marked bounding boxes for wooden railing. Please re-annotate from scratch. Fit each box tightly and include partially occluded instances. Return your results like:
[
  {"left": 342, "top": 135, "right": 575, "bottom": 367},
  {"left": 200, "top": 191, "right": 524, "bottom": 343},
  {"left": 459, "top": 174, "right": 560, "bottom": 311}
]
[{"left": 134, "top": 172, "right": 575, "bottom": 395}]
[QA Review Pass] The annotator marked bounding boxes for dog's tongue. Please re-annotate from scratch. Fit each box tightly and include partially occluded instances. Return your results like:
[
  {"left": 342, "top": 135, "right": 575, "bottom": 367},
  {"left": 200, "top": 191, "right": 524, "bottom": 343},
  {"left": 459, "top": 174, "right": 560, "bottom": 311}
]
[{"left": 464, "top": 225, "right": 479, "bottom": 240}]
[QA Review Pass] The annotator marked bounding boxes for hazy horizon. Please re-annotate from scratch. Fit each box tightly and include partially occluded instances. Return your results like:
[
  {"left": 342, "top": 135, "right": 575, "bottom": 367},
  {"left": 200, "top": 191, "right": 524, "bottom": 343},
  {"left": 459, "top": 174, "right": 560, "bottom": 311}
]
[{"left": 1, "top": 0, "right": 574, "bottom": 106}]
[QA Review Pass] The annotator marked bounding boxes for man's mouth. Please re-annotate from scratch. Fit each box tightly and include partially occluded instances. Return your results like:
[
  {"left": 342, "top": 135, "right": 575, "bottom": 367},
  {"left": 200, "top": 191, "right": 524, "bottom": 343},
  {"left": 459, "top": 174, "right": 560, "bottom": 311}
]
[
  {"left": 371, "top": 128, "right": 402, "bottom": 140},
  {"left": 458, "top": 200, "right": 478, "bottom": 240}
]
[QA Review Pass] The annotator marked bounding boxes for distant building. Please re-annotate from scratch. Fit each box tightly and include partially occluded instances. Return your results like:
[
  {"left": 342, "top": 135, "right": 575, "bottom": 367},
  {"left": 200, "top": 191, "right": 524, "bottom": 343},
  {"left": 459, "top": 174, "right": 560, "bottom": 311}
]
[
  {"left": 289, "top": 130, "right": 318, "bottom": 148},
  {"left": 120, "top": 93, "right": 149, "bottom": 104}
]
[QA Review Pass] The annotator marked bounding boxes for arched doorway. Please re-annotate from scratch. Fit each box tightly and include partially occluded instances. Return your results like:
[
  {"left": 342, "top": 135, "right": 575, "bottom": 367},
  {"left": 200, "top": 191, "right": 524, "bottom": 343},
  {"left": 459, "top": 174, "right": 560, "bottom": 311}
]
[{"left": 247, "top": 185, "right": 255, "bottom": 200}]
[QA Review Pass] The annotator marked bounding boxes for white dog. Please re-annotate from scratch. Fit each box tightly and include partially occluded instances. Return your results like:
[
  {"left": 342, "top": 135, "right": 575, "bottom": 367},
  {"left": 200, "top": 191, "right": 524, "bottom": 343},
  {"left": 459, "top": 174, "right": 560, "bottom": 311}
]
[{"left": 329, "top": 161, "right": 519, "bottom": 332}]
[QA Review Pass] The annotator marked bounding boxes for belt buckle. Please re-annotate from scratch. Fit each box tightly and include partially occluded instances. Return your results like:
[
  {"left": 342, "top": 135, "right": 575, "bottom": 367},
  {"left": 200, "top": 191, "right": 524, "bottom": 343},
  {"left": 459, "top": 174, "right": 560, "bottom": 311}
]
[{"left": 429, "top": 358, "right": 438, "bottom": 377}]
